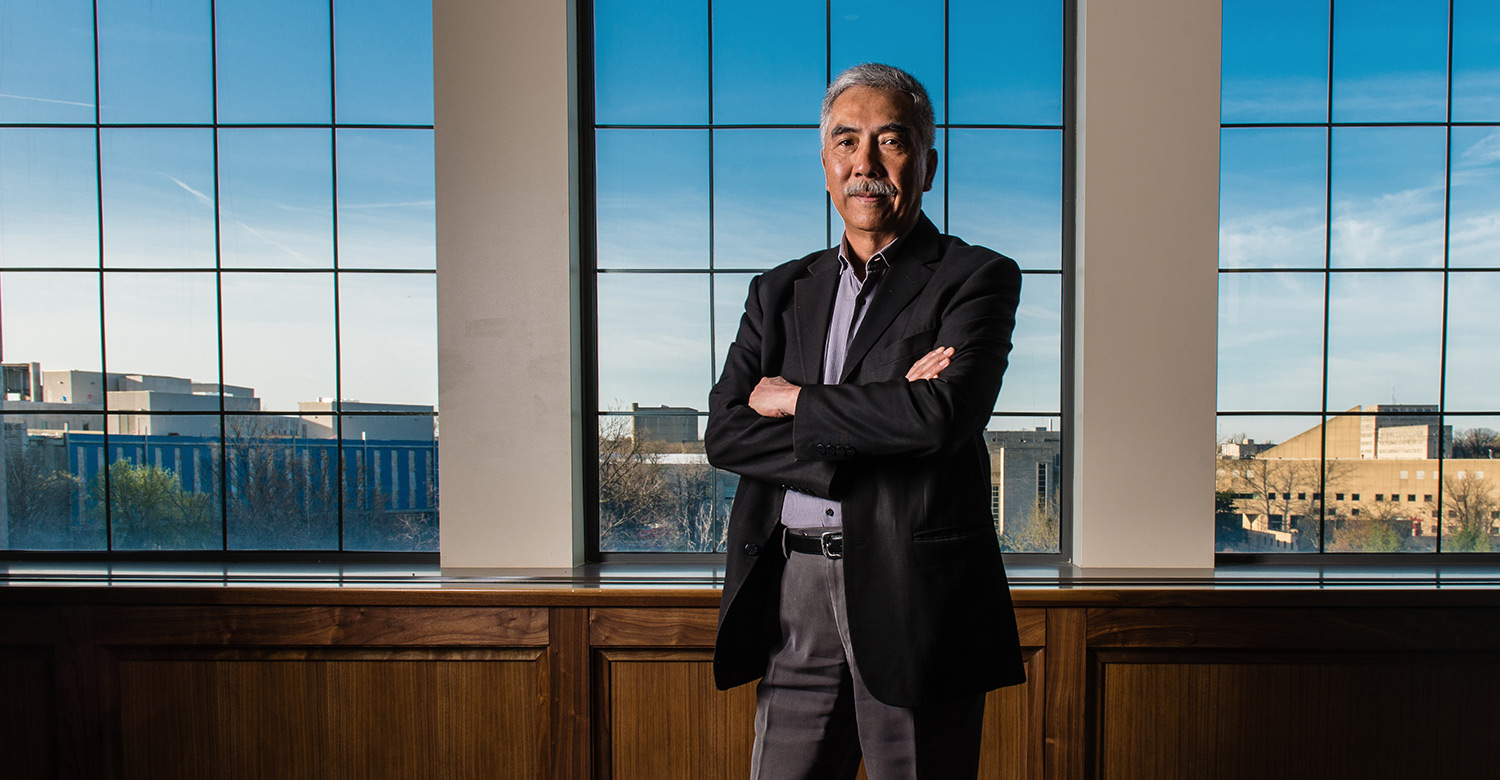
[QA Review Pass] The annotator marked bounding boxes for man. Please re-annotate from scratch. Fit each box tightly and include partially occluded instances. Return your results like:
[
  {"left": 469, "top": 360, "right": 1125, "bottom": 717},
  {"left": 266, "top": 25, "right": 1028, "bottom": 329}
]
[{"left": 704, "top": 63, "right": 1026, "bottom": 779}]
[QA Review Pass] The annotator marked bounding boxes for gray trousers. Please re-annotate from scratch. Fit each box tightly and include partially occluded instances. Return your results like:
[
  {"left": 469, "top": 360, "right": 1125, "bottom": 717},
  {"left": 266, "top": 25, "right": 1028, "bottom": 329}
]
[{"left": 750, "top": 540, "right": 986, "bottom": 780}]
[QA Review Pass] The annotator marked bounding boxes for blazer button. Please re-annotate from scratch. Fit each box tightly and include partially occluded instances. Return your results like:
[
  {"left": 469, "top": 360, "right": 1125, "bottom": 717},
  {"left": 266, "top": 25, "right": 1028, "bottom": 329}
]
[{"left": 744, "top": 543, "right": 761, "bottom": 556}]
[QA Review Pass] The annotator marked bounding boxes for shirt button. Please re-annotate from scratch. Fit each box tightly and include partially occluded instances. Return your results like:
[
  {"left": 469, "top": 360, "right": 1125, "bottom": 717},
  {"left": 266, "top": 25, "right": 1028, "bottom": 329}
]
[
  {"left": 744, "top": 543, "right": 760, "bottom": 556},
  {"left": 825, "top": 508, "right": 835, "bottom": 517}
]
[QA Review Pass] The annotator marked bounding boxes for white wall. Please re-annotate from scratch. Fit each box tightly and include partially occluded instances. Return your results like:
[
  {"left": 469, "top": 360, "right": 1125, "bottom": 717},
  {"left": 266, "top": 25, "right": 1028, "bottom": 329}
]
[{"left": 435, "top": 0, "right": 1223, "bottom": 570}]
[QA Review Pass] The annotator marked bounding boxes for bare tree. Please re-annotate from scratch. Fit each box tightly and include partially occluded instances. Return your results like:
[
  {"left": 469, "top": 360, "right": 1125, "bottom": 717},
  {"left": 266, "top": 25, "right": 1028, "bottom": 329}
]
[
  {"left": 1452, "top": 428, "right": 1500, "bottom": 460},
  {"left": 1430, "top": 471, "right": 1499, "bottom": 552}
]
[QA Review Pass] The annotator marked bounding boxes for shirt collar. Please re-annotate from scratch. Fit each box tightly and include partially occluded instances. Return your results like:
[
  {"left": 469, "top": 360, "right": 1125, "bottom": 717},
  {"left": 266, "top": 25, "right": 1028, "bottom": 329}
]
[{"left": 836, "top": 234, "right": 898, "bottom": 276}]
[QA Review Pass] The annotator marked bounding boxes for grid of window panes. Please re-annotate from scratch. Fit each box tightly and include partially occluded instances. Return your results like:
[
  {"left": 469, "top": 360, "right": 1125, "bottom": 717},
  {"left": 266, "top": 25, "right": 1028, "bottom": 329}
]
[
  {"left": 1216, "top": 0, "right": 1500, "bottom": 554},
  {"left": 0, "top": 0, "right": 437, "bottom": 553},
  {"left": 592, "top": 0, "right": 1066, "bottom": 554}
]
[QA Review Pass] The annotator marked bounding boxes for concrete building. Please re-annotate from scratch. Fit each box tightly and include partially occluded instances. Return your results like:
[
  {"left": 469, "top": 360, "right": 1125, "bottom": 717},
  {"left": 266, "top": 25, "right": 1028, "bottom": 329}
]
[
  {"left": 630, "top": 404, "right": 699, "bottom": 447},
  {"left": 986, "top": 428, "right": 1062, "bottom": 536},
  {"left": 1216, "top": 407, "right": 1495, "bottom": 552}
]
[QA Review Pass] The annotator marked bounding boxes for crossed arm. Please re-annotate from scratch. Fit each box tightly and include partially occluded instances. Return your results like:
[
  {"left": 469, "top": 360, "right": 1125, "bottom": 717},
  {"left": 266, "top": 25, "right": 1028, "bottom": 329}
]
[{"left": 746, "top": 346, "right": 956, "bottom": 418}]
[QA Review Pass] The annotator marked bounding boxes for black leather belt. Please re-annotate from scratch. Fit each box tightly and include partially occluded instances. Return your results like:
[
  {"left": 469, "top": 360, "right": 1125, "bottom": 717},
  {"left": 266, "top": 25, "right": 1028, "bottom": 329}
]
[{"left": 785, "top": 530, "right": 843, "bottom": 559}]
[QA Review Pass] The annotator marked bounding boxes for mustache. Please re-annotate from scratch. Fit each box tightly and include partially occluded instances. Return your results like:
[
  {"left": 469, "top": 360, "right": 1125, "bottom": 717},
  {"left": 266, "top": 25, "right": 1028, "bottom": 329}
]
[{"left": 845, "top": 180, "right": 897, "bottom": 197}]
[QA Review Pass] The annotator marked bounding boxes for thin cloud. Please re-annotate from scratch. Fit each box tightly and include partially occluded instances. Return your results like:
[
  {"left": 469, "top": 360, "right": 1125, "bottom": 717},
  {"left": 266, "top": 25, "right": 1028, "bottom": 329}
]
[{"left": 0, "top": 92, "right": 95, "bottom": 109}]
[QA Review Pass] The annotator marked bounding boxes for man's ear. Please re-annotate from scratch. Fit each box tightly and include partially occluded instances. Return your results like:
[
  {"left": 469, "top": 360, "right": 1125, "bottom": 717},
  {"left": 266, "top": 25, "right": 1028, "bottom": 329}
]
[{"left": 923, "top": 147, "right": 938, "bottom": 192}]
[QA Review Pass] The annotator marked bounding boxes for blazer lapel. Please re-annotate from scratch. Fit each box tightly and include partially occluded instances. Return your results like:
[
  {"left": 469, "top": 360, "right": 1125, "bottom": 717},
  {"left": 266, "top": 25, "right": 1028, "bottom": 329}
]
[
  {"left": 792, "top": 249, "right": 841, "bottom": 384},
  {"left": 839, "top": 215, "right": 942, "bottom": 383}
]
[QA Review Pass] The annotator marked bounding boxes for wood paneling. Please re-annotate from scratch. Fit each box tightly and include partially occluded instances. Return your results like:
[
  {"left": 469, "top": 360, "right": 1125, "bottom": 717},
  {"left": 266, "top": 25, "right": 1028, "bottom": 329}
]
[
  {"left": 590, "top": 607, "right": 719, "bottom": 647},
  {"left": 94, "top": 605, "right": 549, "bottom": 647},
  {"left": 111, "top": 649, "right": 546, "bottom": 780},
  {"left": 1096, "top": 653, "right": 1500, "bottom": 780},
  {"left": 595, "top": 650, "right": 757, "bottom": 780},
  {"left": 9, "top": 587, "right": 1500, "bottom": 779},
  {"left": 0, "top": 647, "right": 56, "bottom": 780}
]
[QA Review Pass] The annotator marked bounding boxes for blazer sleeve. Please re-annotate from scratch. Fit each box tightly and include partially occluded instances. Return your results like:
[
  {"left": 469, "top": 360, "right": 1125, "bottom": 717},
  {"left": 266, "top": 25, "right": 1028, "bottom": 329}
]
[
  {"left": 791, "top": 255, "right": 1021, "bottom": 461},
  {"left": 705, "top": 273, "right": 840, "bottom": 498}
]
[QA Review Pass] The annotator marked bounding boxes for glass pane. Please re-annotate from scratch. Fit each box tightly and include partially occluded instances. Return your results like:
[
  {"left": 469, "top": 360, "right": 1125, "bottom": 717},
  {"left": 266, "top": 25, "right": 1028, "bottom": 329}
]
[
  {"left": 103, "top": 272, "right": 219, "bottom": 387},
  {"left": 214, "top": 0, "right": 331, "bottom": 124},
  {"left": 830, "top": 0, "right": 945, "bottom": 122},
  {"left": 336, "top": 129, "right": 435, "bottom": 270},
  {"left": 105, "top": 413, "right": 223, "bottom": 551},
  {"left": 713, "top": 129, "right": 825, "bottom": 270},
  {"left": 597, "top": 273, "right": 711, "bottom": 412},
  {"left": 0, "top": 0, "right": 96, "bottom": 123},
  {"left": 1220, "top": 0, "right": 1328, "bottom": 123},
  {"left": 338, "top": 272, "right": 437, "bottom": 408},
  {"left": 225, "top": 413, "right": 338, "bottom": 550},
  {"left": 1449, "top": 126, "right": 1500, "bottom": 269},
  {"left": 995, "top": 273, "right": 1061, "bottom": 415},
  {"left": 1445, "top": 272, "right": 1500, "bottom": 412},
  {"left": 594, "top": 0, "right": 708, "bottom": 125},
  {"left": 334, "top": 0, "right": 434, "bottom": 125},
  {"left": 340, "top": 414, "right": 439, "bottom": 551},
  {"left": 1331, "top": 0, "right": 1448, "bottom": 123},
  {"left": 100, "top": 128, "right": 217, "bottom": 269},
  {"left": 1218, "top": 272, "right": 1324, "bottom": 412},
  {"left": 948, "top": 129, "right": 1061, "bottom": 271},
  {"left": 711, "top": 0, "right": 824, "bottom": 125},
  {"left": 1215, "top": 413, "right": 1325, "bottom": 553},
  {"left": 221, "top": 272, "right": 335, "bottom": 413},
  {"left": 596, "top": 129, "right": 709, "bottom": 270},
  {"left": 1441, "top": 414, "right": 1500, "bottom": 552},
  {"left": 1219, "top": 127, "right": 1327, "bottom": 270},
  {"left": 950, "top": 0, "right": 1063, "bottom": 126},
  {"left": 1, "top": 272, "right": 101, "bottom": 378},
  {"left": 597, "top": 415, "right": 723, "bottom": 553},
  {"left": 1325, "top": 272, "right": 1443, "bottom": 412},
  {"left": 1329, "top": 127, "right": 1446, "bottom": 269},
  {"left": 218, "top": 129, "right": 334, "bottom": 269},
  {"left": 988, "top": 416, "right": 1062, "bottom": 554},
  {"left": 1320, "top": 408, "right": 1430, "bottom": 553},
  {"left": 713, "top": 273, "right": 756, "bottom": 384},
  {"left": 1452, "top": 0, "right": 1500, "bottom": 122},
  {"left": 0, "top": 128, "right": 99, "bottom": 268},
  {"left": 3, "top": 413, "right": 104, "bottom": 550},
  {"left": 97, "top": 0, "right": 213, "bottom": 124}
]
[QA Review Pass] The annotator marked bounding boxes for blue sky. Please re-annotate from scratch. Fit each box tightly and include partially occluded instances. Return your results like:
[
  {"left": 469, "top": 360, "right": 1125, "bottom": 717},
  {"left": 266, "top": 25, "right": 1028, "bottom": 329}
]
[
  {"left": 0, "top": 0, "right": 435, "bottom": 412},
  {"left": 4, "top": 0, "right": 1499, "bottom": 445},
  {"left": 593, "top": 0, "right": 1064, "bottom": 429},
  {"left": 1219, "top": 0, "right": 1500, "bottom": 446}
]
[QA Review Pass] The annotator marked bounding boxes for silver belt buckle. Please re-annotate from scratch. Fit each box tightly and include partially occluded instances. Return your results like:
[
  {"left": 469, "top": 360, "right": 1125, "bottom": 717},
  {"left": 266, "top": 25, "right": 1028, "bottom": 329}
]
[{"left": 820, "top": 531, "right": 844, "bottom": 559}]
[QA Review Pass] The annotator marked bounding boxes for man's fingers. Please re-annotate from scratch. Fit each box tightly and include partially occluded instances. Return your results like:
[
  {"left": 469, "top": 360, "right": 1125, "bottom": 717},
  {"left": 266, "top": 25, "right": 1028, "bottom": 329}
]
[{"left": 905, "top": 346, "right": 954, "bottom": 381}]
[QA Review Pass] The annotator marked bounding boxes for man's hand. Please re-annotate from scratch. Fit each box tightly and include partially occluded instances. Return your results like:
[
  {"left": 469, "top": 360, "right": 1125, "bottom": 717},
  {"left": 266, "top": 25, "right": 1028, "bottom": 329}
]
[
  {"left": 749, "top": 376, "right": 801, "bottom": 418},
  {"left": 905, "top": 346, "right": 954, "bottom": 381}
]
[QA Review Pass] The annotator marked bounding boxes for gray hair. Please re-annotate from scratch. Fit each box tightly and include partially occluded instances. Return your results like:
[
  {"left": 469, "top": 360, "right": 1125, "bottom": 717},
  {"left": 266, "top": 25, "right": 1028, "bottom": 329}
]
[{"left": 819, "top": 63, "right": 936, "bottom": 153}]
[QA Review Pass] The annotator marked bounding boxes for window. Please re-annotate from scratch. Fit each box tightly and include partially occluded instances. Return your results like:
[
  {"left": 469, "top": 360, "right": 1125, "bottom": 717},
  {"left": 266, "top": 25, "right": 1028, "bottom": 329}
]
[
  {"left": 589, "top": 0, "right": 1067, "bottom": 555},
  {"left": 1, "top": 0, "right": 437, "bottom": 554},
  {"left": 1216, "top": 0, "right": 1500, "bottom": 554}
]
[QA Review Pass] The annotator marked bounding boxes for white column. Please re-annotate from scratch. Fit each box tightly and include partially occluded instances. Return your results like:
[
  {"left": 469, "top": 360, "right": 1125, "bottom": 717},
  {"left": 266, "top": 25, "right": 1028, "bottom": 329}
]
[
  {"left": 1072, "top": 0, "right": 1221, "bottom": 568},
  {"left": 434, "top": 0, "right": 583, "bottom": 569}
]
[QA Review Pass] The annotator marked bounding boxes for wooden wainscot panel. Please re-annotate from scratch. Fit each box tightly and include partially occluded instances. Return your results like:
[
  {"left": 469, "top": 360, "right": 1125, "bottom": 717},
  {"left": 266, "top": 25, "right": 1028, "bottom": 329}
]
[
  {"left": 595, "top": 608, "right": 1049, "bottom": 780},
  {"left": 94, "top": 605, "right": 550, "bottom": 647},
  {"left": 1094, "top": 651, "right": 1500, "bottom": 780},
  {"left": 595, "top": 649, "right": 757, "bottom": 780},
  {"left": 0, "top": 645, "right": 56, "bottom": 780},
  {"left": 590, "top": 607, "right": 720, "bottom": 647},
  {"left": 108, "top": 647, "right": 548, "bottom": 780},
  {"left": 1087, "top": 606, "right": 1500, "bottom": 650}
]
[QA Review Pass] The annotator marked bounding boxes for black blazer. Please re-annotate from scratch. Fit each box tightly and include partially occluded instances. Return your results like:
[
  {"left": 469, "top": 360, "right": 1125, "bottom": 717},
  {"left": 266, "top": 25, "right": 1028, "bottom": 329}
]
[{"left": 705, "top": 213, "right": 1027, "bottom": 707}]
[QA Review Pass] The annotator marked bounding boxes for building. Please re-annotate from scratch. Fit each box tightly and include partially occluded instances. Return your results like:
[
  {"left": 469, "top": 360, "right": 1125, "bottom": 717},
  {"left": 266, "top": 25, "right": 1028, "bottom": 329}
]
[
  {"left": 986, "top": 428, "right": 1062, "bottom": 542},
  {"left": 1217, "top": 407, "right": 1496, "bottom": 552}
]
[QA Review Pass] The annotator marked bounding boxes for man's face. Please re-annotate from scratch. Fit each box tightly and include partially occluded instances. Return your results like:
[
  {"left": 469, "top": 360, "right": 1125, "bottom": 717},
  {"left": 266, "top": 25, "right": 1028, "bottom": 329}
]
[{"left": 821, "top": 85, "right": 937, "bottom": 247}]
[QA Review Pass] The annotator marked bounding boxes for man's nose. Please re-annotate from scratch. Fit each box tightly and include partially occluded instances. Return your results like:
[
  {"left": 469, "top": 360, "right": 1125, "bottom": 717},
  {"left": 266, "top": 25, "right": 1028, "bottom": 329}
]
[{"left": 852, "top": 142, "right": 883, "bottom": 177}]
